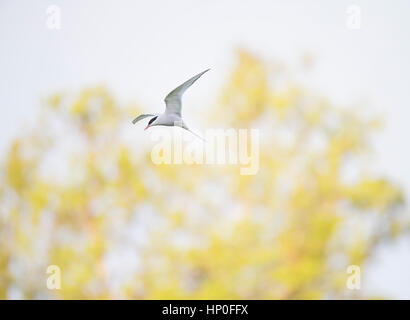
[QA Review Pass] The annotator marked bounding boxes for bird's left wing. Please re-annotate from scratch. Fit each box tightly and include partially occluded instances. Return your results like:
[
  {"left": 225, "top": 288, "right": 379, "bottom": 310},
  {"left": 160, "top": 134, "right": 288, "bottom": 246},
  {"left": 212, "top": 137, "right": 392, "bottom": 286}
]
[
  {"left": 164, "top": 69, "right": 210, "bottom": 117},
  {"left": 132, "top": 114, "right": 157, "bottom": 124}
]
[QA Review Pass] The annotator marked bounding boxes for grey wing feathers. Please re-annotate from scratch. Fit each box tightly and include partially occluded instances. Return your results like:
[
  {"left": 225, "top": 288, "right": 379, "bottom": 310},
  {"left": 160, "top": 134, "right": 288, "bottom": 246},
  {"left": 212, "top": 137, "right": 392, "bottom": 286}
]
[
  {"left": 164, "top": 69, "right": 210, "bottom": 116},
  {"left": 132, "top": 114, "right": 157, "bottom": 124}
]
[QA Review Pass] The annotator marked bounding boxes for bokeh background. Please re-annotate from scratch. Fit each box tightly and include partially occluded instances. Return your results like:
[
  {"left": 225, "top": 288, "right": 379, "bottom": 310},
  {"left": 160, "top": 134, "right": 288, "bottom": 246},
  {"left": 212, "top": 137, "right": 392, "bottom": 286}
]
[{"left": 1, "top": 0, "right": 410, "bottom": 299}]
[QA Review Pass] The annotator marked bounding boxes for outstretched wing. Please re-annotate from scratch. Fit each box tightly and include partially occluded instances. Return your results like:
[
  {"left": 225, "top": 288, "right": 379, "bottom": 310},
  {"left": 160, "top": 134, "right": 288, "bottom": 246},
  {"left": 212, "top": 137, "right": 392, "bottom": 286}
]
[
  {"left": 164, "top": 69, "right": 210, "bottom": 117},
  {"left": 132, "top": 114, "right": 157, "bottom": 124}
]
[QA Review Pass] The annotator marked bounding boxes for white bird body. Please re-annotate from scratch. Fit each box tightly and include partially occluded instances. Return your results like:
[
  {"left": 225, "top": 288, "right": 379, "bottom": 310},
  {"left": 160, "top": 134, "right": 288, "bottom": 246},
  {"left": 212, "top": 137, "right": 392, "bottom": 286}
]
[
  {"left": 154, "top": 113, "right": 185, "bottom": 127},
  {"left": 132, "top": 69, "right": 210, "bottom": 140}
]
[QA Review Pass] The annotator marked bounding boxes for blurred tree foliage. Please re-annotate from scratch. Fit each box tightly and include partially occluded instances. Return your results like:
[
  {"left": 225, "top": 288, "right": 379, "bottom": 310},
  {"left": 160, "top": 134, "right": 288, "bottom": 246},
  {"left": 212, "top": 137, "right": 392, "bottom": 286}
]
[{"left": 0, "top": 50, "right": 408, "bottom": 299}]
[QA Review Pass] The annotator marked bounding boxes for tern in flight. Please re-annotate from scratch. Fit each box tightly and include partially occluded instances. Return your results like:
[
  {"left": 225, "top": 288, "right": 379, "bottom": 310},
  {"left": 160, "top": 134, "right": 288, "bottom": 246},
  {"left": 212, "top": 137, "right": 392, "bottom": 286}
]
[{"left": 132, "top": 69, "right": 210, "bottom": 140}]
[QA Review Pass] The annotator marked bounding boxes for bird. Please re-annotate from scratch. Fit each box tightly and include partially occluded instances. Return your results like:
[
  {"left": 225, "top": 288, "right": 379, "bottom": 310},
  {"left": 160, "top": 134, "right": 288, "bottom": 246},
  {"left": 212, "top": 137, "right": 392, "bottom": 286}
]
[{"left": 132, "top": 69, "right": 210, "bottom": 140}]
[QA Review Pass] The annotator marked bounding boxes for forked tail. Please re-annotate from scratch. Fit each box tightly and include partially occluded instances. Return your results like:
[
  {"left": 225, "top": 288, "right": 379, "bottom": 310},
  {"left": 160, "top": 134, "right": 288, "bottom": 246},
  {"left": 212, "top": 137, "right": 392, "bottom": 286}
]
[{"left": 184, "top": 127, "right": 206, "bottom": 142}]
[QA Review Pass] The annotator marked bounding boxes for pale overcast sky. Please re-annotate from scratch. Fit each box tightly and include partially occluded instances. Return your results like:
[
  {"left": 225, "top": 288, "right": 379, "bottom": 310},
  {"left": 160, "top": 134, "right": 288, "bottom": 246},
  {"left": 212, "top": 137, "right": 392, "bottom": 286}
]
[{"left": 1, "top": 0, "right": 409, "bottom": 298}]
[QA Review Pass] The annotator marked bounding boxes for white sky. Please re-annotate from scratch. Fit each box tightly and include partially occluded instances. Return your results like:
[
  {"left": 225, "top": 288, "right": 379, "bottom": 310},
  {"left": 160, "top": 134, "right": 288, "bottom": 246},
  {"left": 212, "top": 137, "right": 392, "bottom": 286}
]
[{"left": 1, "top": 0, "right": 409, "bottom": 298}]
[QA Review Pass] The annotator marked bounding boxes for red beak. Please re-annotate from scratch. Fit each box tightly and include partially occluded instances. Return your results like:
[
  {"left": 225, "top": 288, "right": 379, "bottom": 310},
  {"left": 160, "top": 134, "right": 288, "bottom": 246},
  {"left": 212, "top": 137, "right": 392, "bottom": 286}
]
[{"left": 144, "top": 124, "right": 150, "bottom": 130}]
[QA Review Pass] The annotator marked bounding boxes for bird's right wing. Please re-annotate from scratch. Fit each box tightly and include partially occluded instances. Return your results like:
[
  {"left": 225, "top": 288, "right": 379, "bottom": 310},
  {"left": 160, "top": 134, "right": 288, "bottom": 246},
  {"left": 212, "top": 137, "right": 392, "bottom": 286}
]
[
  {"left": 132, "top": 114, "right": 157, "bottom": 124},
  {"left": 164, "top": 69, "right": 210, "bottom": 117}
]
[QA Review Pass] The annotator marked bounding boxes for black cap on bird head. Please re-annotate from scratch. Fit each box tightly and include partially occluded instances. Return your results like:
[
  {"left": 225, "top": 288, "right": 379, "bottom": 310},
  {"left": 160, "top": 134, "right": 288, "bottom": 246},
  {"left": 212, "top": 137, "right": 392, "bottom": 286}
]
[{"left": 145, "top": 116, "right": 158, "bottom": 130}]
